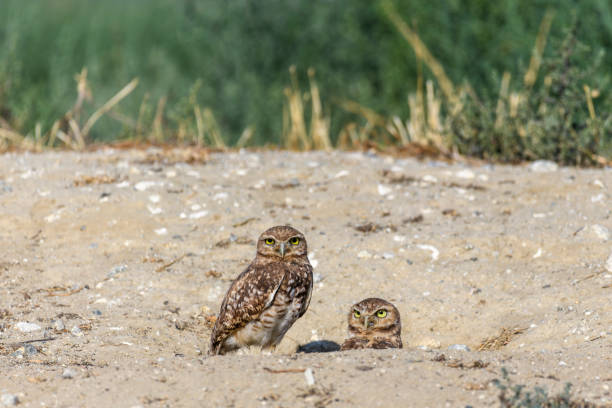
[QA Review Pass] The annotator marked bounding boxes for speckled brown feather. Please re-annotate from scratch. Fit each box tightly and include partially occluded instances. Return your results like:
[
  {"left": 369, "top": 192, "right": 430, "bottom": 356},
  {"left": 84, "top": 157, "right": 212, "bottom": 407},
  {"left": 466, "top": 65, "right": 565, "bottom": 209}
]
[{"left": 210, "top": 226, "right": 313, "bottom": 355}]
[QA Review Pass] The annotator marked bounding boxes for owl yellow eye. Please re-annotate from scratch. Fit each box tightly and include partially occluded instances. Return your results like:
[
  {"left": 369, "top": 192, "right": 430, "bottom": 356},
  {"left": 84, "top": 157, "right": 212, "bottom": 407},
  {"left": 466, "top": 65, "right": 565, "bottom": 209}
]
[
  {"left": 289, "top": 237, "right": 300, "bottom": 245},
  {"left": 353, "top": 310, "right": 361, "bottom": 318},
  {"left": 265, "top": 238, "right": 275, "bottom": 245},
  {"left": 376, "top": 309, "right": 387, "bottom": 318}
]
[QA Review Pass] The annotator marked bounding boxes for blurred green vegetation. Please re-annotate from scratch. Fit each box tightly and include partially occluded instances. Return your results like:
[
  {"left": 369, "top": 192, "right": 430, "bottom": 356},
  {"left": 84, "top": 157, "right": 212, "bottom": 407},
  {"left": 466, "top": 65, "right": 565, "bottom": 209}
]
[{"left": 0, "top": 0, "right": 610, "bottom": 159}]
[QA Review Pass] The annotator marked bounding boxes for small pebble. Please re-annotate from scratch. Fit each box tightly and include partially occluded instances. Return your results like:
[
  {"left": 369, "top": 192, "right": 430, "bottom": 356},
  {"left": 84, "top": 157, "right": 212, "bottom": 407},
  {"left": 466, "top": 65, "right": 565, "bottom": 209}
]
[
  {"left": 382, "top": 252, "right": 394, "bottom": 260},
  {"left": 447, "top": 344, "right": 471, "bottom": 352},
  {"left": 15, "top": 322, "right": 41, "bottom": 333},
  {"left": 92, "top": 309, "right": 102, "bottom": 316},
  {"left": 53, "top": 319, "right": 65, "bottom": 331},
  {"left": 154, "top": 228, "right": 168, "bottom": 236},
  {"left": 377, "top": 184, "right": 392, "bottom": 196},
  {"left": 0, "top": 394, "right": 19, "bottom": 406},
  {"left": 134, "top": 181, "right": 157, "bottom": 191},
  {"left": 417, "top": 244, "right": 439, "bottom": 261},
  {"left": 304, "top": 367, "right": 315, "bottom": 386},
  {"left": 189, "top": 210, "right": 209, "bottom": 219},
  {"left": 71, "top": 326, "right": 84, "bottom": 337},
  {"left": 530, "top": 160, "right": 558, "bottom": 172},
  {"left": 592, "top": 224, "right": 610, "bottom": 241},
  {"left": 108, "top": 264, "right": 127, "bottom": 278},
  {"left": 605, "top": 253, "right": 612, "bottom": 273},
  {"left": 357, "top": 250, "right": 372, "bottom": 259},
  {"left": 454, "top": 169, "right": 475, "bottom": 179},
  {"left": 62, "top": 368, "right": 77, "bottom": 379}
]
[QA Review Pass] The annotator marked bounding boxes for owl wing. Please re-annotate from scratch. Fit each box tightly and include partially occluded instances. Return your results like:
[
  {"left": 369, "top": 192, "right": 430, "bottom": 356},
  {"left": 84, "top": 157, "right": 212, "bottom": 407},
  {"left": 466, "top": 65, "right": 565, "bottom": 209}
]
[
  {"left": 370, "top": 337, "right": 402, "bottom": 349},
  {"left": 209, "top": 262, "right": 286, "bottom": 354},
  {"left": 297, "top": 262, "right": 313, "bottom": 318},
  {"left": 340, "top": 337, "right": 369, "bottom": 351}
]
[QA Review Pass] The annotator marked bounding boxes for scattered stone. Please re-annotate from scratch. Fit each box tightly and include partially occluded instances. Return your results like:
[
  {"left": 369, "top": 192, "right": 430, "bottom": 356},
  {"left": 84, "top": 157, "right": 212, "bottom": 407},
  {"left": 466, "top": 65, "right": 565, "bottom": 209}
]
[
  {"left": 52, "top": 319, "right": 65, "bottom": 332},
  {"left": 15, "top": 322, "right": 41, "bottom": 333},
  {"left": 530, "top": 160, "right": 558, "bottom": 172},
  {"left": 357, "top": 250, "right": 372, "bottom": 259},
  {"left": 71, "top": 326, "right": 84, "bottom": 337},
  {"left": 189, "top": 210, "right": 209, "bottom": 219},
  {"left": 272, "top": 179, "right": 300, "bottom": 189},
  {"left": 447, "top": 344, "right": 471, "bottom": 352},
  {"left": 605, "top": 253, "right": 612, "bottom": 273},
  {"left": 134, "top": 181, "right": 158, "bottom": 191},
  {"left": 416, "top": 245, "right": 439, "bottom": 261},
  {"left": 454, "top": 169, "right": 475, "bottom": 179},
  {"left": 591, "top": 224, "right": 610, "bottom": 241},
  {"left": 382, "top": 252, "right": 394, "bottom": 260},
  {"left": 92, "top": 309, "right": 102, "bottom": 316},
  {"left": 0, "top": 181, "right": 12, "bottom": 194},
  {"left": 591, "top": 193, "right": 605, "bottom": 203},
  {"left": 403, "top": 214, "right": 424, "bottom": 224},
  {"left": 304, "top": 367, "right": 315, "bottom": 386},
  {"left": 108, "top": 264, "right": 127, "bottom": 278},
  {"left": 154, "top": 227, "right": 168, "bottom": 236},
  {"left": 0, "top": 394, "right": 19, "bottom": 406},
  {"left": 62, "top": 368, "right": 77, "bottom": 379},
  {"left": 377, "top": 184, "right": 392, "bottom": 196}
]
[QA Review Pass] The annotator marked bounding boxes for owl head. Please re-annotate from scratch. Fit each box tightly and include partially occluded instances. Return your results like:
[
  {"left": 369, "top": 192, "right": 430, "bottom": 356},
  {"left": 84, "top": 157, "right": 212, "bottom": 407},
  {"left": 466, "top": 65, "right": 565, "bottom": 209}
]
[
  {"left": 347, "top": 298, "right": 401, "bottom": 336},
  {"left": 256, "top": 225, "right": 307, "bottom": 259}
]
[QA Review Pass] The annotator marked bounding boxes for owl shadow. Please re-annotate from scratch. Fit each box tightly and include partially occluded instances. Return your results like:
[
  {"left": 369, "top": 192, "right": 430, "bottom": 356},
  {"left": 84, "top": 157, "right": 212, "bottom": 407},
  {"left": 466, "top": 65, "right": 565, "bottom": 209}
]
[{"left": 296, "top": 340, "right": 341, "bottom": 353}]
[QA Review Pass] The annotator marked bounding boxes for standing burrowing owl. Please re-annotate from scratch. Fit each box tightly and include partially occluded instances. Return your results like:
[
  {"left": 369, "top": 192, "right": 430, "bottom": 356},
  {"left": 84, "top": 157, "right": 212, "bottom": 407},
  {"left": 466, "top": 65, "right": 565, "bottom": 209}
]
[
  {"left": 340, "top": 298, "right": 402, "bottom": 350},
  {"left": 209, "top": 225, "right": 313, "bottom": 355}
]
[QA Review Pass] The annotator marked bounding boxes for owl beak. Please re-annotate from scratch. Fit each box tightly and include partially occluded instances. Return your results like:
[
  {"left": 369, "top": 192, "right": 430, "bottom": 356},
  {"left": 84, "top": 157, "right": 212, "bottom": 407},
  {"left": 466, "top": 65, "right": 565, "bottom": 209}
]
[
  {"left": 279, "top": 242, "right": 286, "bottom": 258},
  {"left": 364, "top": 316, "right": 371, "bottom": 329}
]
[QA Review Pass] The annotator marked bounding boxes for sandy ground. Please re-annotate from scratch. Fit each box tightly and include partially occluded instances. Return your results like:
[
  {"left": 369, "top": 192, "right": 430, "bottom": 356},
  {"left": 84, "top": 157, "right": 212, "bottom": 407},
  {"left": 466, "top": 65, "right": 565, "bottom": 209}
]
[{"left": 0, "top": 148, "right": 611, "bottom": 408}]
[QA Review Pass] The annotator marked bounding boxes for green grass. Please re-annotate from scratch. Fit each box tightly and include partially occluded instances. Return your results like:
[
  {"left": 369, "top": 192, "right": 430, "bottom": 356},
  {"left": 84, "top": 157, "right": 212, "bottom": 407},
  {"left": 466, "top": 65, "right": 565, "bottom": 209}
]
[{"left": 0, "top": 0, "right": 610, "bottom": 163}]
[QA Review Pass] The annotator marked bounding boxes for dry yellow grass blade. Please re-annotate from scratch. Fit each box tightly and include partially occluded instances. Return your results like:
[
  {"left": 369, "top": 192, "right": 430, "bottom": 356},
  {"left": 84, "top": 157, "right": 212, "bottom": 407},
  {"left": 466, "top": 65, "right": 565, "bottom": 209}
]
[
  {"left": 382, "top": 0, "right": 458, "bottom": 107},
  {"left": 308, "top": 68, "right": 331, "bottom": 150},
  {"left": 81, "top": 78, "right": 139, "bottom": 139},
  {"left": 495, "top": 71, "right": 512, "bottom": 129},
  {"left": 524, "top": 9, "right": 555, "bottom": 89},
  {"left": 283, "top": 66, "right": 309, "bottom": 150}
]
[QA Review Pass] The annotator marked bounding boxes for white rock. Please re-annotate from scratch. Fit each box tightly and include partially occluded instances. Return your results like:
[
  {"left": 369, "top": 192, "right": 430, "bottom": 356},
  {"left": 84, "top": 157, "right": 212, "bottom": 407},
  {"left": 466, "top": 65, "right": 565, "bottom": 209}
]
[
  {"left": 530, "top": 160, "right": 558, "bottom": 172},
  {"left": 533, "top": 248, "right": 543, "bottom": 258},
  {"left": 189, "top": 210, "right": 209, "bottom": 219},
  {"left": 334, "top": 170, "right": 349, "bottom": 178},
  {"left": 357, "top": 250, "right": 372, "bottom": 259},
  {"left": 15, "top": 322, "right": 41, "bottom": 332},
  {"left": 417, "top": 244, "right": 439, "bottom": 261},
  {"left": 71, "top": 326, "right": 84, "bottom": 337},
  {"left": 213, "top": 192, "right": 228, "bottom": 201},
  {"left": 447, "top": 344, "right": 471, "bottom": 352},
  {"left": 154, "top": 228, "right": 168, "bottom": 236},
  {"left": 422, "top": 175, "right": 438, "bottom": 183},
  {"left": 593, "top": 179, "right": 605, "bottom": 189},
  {"left": 62, "top": 368, "right": 77, "bottom": 379},
  {"left": 454, "top": 169, "right": 475, "bottom": 179},
  {"left": 1, "top": 394, "right": 19, "bottom": 406},
  {"left": 377, "top": 184, "right": 392, "bottom": 196},
  {"left": 382, "top": 252, "right": 395, "bottom": 260},
  {"left": 304, "top": 368, "right": 315, "bottom": 386},
  {"left": 591, "top": 193, "right": 605, "bottom": 203},
  {"left": 116, "top": 181, "right": 130, "bottom": 188},
  {"left": 605, "top": 253, "right": 612, "bottom": 273},
  {"left": 148, "top": 194, "right": 161, "bottom": 203},
  {"left": 147, "top": 205, "right": 162, "bottom": 215},
  {"left": 134, "top": 181, "right": 157, "bottom": 191},
  {"left": 591, "top": 224, "right": 610, "bottom": 241}
]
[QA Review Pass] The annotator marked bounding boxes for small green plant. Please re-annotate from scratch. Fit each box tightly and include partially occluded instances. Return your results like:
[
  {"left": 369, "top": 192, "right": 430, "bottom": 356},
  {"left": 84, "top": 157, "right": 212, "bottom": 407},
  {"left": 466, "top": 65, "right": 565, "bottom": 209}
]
[
  {"left": 492, "top": 367, "right": 601, "bottom": 408},
  {"left": 447, "top": 15, "right": 611, "bottom": 165}
]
